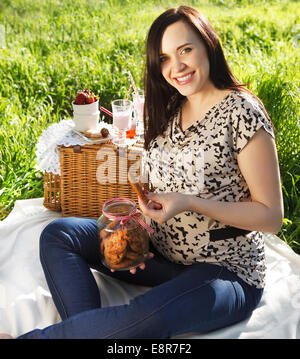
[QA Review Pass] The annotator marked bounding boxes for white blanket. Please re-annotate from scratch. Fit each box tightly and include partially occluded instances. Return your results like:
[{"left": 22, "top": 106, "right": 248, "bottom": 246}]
[{"left": 0, "top": 198, "right": 299, "bottom": 339}]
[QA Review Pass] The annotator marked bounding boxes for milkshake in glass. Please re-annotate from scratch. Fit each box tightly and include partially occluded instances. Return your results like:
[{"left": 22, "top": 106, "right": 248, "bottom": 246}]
[
  {"left": 111, "top": 99, "right": 133, "bottom": 147},
  {"left": 133, "top": 90, "right": 145, "bottom": 140}
]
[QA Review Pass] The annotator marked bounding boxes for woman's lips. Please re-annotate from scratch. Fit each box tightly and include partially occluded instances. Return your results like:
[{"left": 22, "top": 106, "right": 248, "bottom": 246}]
[{"left": 174, "top": 71, "right": 195, "bottom": 85}]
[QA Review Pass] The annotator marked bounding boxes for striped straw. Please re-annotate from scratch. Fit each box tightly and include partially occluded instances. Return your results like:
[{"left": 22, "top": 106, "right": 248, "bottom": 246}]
[
  {"left": 100, "top": 106, "right": 113, "bottom": 117},
  {"left": 124, "top": 84, "right": 132, "bottom": 108},
  {"left": 127, "top": 71, "right": 141, "bottom": 105}
]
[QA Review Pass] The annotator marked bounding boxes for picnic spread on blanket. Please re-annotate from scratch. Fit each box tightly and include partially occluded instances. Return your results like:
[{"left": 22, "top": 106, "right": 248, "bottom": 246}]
[
  {"left": 34, "top": 83, "right": 151, "bottom": 274},
  {"left": 36, "top": 87, "right": 146, "bottom": 214}
]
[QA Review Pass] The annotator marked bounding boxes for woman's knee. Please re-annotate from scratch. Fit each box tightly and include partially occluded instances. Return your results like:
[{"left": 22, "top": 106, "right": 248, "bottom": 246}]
[
  {"left": 40, "top": 217, "right": 98, "bottom": 255},
  {"left": 40, "top": 218, "right": 78, "bottom": 252}
]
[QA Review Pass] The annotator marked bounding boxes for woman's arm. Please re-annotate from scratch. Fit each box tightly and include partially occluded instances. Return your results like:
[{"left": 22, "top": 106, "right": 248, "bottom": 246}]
[{"left": 139, "top": 128, "right": 284, "bottom": 234}]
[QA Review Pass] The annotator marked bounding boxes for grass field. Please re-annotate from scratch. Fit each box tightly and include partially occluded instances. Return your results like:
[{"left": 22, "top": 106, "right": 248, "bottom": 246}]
[{"left": 0, "top": 0, "right": 299, "bottom": 253}]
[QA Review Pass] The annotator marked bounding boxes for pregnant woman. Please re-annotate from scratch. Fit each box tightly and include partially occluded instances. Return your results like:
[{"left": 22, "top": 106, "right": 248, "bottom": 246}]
[{"left": 2, "top": 5, "right": 283, "bottom": 339}]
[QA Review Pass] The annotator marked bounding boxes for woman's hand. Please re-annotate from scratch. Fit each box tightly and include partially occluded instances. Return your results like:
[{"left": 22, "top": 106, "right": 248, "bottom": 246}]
[
  {"left": 110, "top": 252, "right": 154, "bottom": 274},
  {"left": 138, "top": 191, "right": 190, "bottom": 224},
  {"left": 110, "top": 191, "right": 189, "bottom": 275}
]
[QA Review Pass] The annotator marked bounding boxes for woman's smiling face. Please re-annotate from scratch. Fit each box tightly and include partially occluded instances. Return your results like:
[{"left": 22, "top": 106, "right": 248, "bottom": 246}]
[{"left": 160, "top": 20, "right": 213, "bottom": 98}]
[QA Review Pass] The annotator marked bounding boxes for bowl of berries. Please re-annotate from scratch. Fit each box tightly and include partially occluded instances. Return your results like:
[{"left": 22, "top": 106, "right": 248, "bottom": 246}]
[{"left": 72, "top": 89, "right": 99, "bottom": 132}]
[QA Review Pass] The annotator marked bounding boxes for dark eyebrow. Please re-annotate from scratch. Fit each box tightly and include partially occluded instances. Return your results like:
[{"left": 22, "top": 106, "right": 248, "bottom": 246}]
[
  {"left": 176, "top": 42, "right": 193, "bottom": 51},
  {"left": 160, "top": 42, "right": 193, "bottom": 56}
]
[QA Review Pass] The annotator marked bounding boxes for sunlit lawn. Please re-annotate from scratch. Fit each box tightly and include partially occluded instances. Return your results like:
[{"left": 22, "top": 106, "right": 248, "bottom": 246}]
[{"left": 0, "top": 0, "right": 299, "bottom": 252}]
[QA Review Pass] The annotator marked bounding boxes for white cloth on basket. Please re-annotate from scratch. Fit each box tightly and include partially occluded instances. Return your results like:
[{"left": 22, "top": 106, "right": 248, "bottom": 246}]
[
  {"left": 35, "top": 120, "right": 114, "bottom": 175},
  {"left": 0, "top": 198, "right": 299, "bottom": 339}
]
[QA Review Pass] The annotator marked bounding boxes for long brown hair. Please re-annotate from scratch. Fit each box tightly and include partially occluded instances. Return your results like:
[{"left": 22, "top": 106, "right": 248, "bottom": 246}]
[{"left": 143, "top": 6, "right": 260, "bottom": 150}]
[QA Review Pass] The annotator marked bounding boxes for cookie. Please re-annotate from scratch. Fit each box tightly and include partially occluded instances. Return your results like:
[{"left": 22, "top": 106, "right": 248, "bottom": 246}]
[
  {"left": 128, "top": 172, "right": 148, "bottom": 203},
  {"left": 127, "top": 227, "right": 149, "bottom": 254},
  {"left": 100, "top": 223, "right": 149, "bottom": 270},
  {"left": 126, "top": 250, "right": 144, "bottom": 262},
  {"left": 104, "top": 247, "right": 127, "bottom": 265},
  {"left": 108, "top": 257, "right": 141, "bottom": 270},
  {"left": 104, "top": 229, "right": 128, "bottom": 254},
  {"left": 84, "top": 129, "right": 103, "bottom": 139},
  {"left": 100, "top": 220, "right": 119, "bottom": 240}
]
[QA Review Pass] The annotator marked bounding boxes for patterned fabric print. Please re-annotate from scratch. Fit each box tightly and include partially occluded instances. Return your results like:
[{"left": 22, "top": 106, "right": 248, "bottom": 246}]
[{"left": 143, "top": 91, "right": 274, "bottom": 288}]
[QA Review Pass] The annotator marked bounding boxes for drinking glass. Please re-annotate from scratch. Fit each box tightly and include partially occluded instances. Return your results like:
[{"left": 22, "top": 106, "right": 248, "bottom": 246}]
[
  {"left": 133, "top": 90, "right": 145, "bottom": 140},
  {"left": 111, "top": 99, "right": 133, "bottom": 147}
]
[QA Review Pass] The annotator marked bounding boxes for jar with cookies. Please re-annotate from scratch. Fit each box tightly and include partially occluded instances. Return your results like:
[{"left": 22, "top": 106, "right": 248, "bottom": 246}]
[{"left": 97, "top": 198, "right": 153, "bottom": 271}]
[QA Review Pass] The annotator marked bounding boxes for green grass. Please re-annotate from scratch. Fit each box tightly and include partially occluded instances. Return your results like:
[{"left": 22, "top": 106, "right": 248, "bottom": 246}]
[{"left": 0, "top": 0, "right": 299, "bottom": 253}]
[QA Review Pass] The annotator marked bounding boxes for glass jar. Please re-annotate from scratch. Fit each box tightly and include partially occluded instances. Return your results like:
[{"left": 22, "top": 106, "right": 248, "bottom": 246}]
[{"left": 97, "top": 198, "right": 150, "bottom": 271}]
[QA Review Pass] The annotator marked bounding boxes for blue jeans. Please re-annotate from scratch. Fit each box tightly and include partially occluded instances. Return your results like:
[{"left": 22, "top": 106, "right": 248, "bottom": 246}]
[{"left": 18, "top": 217, "right": 263, "bottom": 339}]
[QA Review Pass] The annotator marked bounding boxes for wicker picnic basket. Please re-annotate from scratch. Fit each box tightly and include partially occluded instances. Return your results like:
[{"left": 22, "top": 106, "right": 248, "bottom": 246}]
[{"left": 43, "top": 141, "right": 145, "bottom": 218}]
